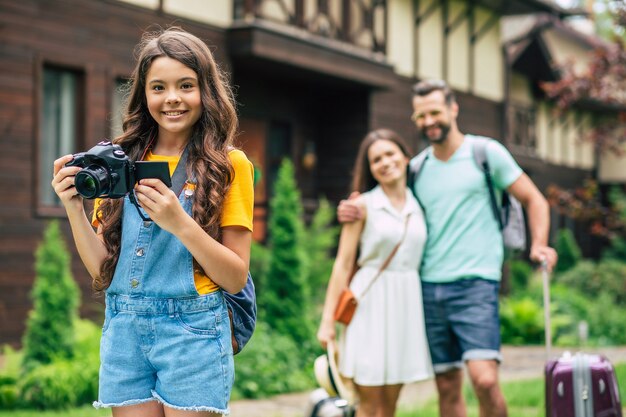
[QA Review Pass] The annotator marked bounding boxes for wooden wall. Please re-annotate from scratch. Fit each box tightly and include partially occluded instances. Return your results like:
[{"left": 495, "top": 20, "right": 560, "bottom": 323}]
[{"left": 0, "top": 0, "right": 230, "bottom": 346}]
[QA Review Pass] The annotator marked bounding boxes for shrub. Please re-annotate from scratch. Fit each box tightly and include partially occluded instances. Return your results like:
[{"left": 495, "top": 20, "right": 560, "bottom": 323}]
[
  {"left": 0, "top": 346, "right": 22, "bottom": 409},
  {"left": 500, "top": 297, "right": 544, "bottom": 345},
  {"left": 22, "top": 221, "right": 80, "bottom": 371},
  {"left": 17, "top": 319, "right": 101, "bottom": 409},
  {"left": 263, "top": 160, "right": 313, "bottom": 347},
  {"left": 301, "top": 197, "right": 339, "bottom": 306},
  {"left": 232, "top": 321, "right": 314, "bottom": 399},
  {"left": 554, "top": 228, "right": 581, "bottom": 273},
  {"left": 249, "top": 240, "right": 271, "bottom": 297},
  {"left": 507, "top": 259, "right": 533, "bottom": 293},
  {"left": 556, "top": 259, "right": 626, "bottom": 305}
]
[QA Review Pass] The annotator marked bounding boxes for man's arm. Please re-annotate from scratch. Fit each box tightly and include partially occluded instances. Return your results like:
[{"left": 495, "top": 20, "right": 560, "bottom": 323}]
[
  {"left": 508, "top": 174, "right": 558, "bottom": 271},
  {"left": 337, "top": 191, "right": 364, "bottom": 223}
]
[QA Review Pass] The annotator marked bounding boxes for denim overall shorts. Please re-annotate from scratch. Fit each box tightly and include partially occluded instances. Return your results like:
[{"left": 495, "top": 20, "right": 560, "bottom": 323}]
[{"left": 94, "top": 191, "right": 234, "bottom": 412}]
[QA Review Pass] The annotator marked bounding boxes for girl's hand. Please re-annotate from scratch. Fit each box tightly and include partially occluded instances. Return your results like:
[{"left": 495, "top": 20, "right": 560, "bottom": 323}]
[
  {"left": 317, "top": 320, "right": 336, "bottom": 350},
  {"left": 51, "top": 155, "right": 84, "bottom": 212},
  {"left": 134, "top": 179, "right": 187, "bottom": 233}
]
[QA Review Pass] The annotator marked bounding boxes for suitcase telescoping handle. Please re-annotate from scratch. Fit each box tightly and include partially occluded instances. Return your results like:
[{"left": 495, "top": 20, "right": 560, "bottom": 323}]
[{"left": 541, "top": 260, "right": 552, "bottom": 360}]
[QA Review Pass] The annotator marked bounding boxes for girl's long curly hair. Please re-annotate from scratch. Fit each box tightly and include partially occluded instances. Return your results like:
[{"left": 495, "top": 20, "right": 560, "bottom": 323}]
[{"left": 94, "top": 27, "right": 238, "bottom": 292}]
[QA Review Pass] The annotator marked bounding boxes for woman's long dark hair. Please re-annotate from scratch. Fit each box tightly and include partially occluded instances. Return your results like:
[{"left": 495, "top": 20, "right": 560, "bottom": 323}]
[
  {"left": 351, "top": 129, "right": 412, "bottom": 193},
  {"left": 94, "top": 27, "right": 238, "bottom": 292}
]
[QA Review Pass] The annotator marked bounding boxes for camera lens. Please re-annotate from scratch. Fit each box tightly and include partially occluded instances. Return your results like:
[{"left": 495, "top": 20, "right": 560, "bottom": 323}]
[{"left": 75, "top": 165, "right": 110, "bottom": 199}]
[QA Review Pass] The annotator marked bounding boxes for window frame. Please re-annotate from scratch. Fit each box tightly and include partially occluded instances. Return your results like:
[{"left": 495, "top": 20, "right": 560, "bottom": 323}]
[{"left": 34, "top": 58, "right": 86, "bottom": 217}]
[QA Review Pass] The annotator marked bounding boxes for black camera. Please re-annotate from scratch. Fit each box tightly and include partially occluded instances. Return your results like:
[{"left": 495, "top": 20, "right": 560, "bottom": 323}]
[{"left": 65, "top": 141, "right": 171, "bottom": 199}]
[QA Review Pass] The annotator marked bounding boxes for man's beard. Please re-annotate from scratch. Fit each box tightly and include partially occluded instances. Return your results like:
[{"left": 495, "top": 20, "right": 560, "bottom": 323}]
[{"left": 422, "top": 122, "right": 451, "bottom": 144}]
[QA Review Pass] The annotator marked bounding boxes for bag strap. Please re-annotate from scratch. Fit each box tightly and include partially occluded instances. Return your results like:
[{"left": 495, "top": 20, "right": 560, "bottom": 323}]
[
  {"left": 472, "top": 137, "right": 506, "bottom": 230},
  {"left": 358, "top": 214, "right": 411, "bottom": 299}
]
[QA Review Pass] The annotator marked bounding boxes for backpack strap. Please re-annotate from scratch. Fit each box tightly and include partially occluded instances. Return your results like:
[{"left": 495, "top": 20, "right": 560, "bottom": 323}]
[
  {"left": 471, "top": 137, "right": 505, "bottom": 230},
  {"left": 408, "top": 147, "right": 431, "bottom": 211}
]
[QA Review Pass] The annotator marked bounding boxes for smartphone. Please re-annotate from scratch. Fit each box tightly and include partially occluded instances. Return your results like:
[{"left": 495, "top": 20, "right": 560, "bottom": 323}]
[{"left": 134, "top": 161, "right": 172, "bottom": 187}]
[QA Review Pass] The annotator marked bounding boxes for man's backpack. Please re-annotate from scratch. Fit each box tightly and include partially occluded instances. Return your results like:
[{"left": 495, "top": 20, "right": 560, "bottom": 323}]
[{"left": 408, "top": 136, "right": 526, "bottom": 251}]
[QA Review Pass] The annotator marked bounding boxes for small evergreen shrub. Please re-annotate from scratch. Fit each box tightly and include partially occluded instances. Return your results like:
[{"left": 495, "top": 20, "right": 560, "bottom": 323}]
[
  {"left": 301, "top": 197, "right": 339, "bottom": 306},
  {"left": 22, "top": 221, "right": 80, "bottom": 370},
  {"left": 249, "top": 240, "right": 271, "bottom": 296},
  {"left": 263, "top": 160, "right": 312, "bottom": 347}
]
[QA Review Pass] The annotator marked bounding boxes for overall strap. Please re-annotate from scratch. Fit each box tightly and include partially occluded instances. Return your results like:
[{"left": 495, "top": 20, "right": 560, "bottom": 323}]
[
  {"left": 171, "top": 146, "right": 190, "bottom": 196},
  {"left": 472, "top": 137, "right": 504, "bottom": 230}
]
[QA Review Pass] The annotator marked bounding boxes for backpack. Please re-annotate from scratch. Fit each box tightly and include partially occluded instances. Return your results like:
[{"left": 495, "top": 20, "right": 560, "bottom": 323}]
[
  {"left": 170, "top": 147, "right": 257, "bottom": 354},
  {"left": 408, "top": 137, "right": 527, "bottom": 251},
  {"left": 223, "top": 273, "right": 257, "bottom": 354}
]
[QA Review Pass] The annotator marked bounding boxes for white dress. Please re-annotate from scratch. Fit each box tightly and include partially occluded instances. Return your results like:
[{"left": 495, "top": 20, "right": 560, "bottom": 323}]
[{"left": 339, "top": 185, "right": 433, "bottom": 386}]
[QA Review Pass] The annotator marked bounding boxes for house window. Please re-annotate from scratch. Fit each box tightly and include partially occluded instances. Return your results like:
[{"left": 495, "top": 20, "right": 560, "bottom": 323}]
[
  {"left": 509, "top": 102, "right": 536, "bottom": 152},
  {"left": 267, "top": 121, "right": 292, "bottom": 198},
  {"left": 110, "top": 78, "right": 129, "bottom": 139},
  {"left": 39, "top": 66, "right": 83, "bottom": 209}
]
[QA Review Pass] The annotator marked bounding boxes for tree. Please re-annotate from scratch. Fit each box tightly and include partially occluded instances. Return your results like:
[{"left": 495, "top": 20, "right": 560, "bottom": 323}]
[
  {"left": 543, "top": 3, "right": 626, "bottom": 238},
  {"left": 542, "top": 1, "right": 626, "bottom": 154},
  {"left": 22, "top": 221, "right": 80, "bottom": 371},
  {"left": 262, "top": 159, "right": 313, "bottom": 347}
]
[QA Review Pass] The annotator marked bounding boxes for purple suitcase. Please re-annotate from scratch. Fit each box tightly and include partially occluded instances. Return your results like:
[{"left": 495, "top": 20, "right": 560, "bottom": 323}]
[
  {"left": 545, "top": 352, "right": 622, "bottom": 417},
  {"left": 542, "top": 266, "right": 623, "bottom": 417}
]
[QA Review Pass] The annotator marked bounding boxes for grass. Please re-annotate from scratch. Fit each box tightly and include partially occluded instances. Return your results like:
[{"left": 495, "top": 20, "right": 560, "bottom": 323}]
[
  {"left": 1, "top": 363, "right": 625, "bottom": 417},
  {"left": 0, "top": 405, "right": 110, "bottom": 417},
  {"left": 398, "top": 362, "right": 626, "bottom": 417}
]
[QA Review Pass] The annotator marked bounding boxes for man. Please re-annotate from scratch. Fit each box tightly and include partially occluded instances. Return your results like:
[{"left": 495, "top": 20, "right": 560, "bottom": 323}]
[{"left": 338, "top": 79, "right": 557, "bottom": 417}]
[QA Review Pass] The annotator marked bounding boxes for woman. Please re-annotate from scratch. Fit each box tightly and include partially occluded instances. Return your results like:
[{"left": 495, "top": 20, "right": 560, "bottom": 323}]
[{"left": 317, "top": 129, "right": 431, "bottom": 417}]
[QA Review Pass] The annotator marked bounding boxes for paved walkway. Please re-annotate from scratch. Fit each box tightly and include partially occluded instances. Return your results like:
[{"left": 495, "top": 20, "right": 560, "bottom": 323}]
[{"left": 229, "top": 345, "right": 626, "bottom": 417}]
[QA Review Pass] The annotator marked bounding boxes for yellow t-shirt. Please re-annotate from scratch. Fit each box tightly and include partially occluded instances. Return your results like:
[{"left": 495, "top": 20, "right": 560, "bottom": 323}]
[{"left": 92, "top": 149, "right": 254, "bottom": 294}]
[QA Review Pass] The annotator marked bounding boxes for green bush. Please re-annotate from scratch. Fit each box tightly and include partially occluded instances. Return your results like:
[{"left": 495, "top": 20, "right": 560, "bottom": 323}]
[
  {"left": 507, "top": 259, "right": 533, "bottom": 293},
  {"left": 20, "top": 360, "right": 81, "bottom": 409},
  {"left": 263, "top": 160, "right": 313, "bottom": 347},
  {"left": 22, "top": 221, "right": 80, "bottom": 370},
  {"left": 556, "top": 259, "right": 626, "bottom": 305},
  {"left": 500, "top": 297, "right": 544, "bottom": 345},
  {"left": 232, "top": 321, "right": 314, "bottom": 399},
  {"left": 0, "top": 319, "right": 101, "bottom": 410},
  {"left": 249, "top": 240, "right": 271, "bottom": 296},
  {"left": 554, "top": 228, "right": 581, "bottom": 273},
  {"left": 301, "top": 197, "right": 339, "bottom": 306}
]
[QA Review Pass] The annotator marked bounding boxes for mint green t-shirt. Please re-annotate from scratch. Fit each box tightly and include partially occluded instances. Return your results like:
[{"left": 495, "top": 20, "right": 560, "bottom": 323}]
[{"left": 413, "top": 135, "right": 523, "bottom": 283}]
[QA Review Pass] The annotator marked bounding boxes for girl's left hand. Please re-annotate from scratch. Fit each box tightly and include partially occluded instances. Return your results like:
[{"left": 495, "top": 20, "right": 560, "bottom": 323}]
[{"left": 134, "top": 179, "right": 187, "bottom": 233}]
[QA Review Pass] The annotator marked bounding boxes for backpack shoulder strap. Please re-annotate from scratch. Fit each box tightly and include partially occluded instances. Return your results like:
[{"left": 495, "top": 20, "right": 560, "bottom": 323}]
[
  {"left": 408, "top": 147, "right": 430, "bottom": 192},
  {"left": 471, "top": 137, "right": 504, "bottom": 230},
  {"left": 408, "top": 147, "right": 430, "bottom": 209}
]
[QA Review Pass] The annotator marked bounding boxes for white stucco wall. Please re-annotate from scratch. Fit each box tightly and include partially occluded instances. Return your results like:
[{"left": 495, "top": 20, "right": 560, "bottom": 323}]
[
  {"left": 387, "top": 0, "right": 414, "bottom": 77},
  {"left": 164, "top": 0, "right": 232, "bottom": 27}
]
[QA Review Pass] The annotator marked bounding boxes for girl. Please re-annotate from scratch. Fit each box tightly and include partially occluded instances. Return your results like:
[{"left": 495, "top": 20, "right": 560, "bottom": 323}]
[
  {"left": 317, "top": 129, "right": 432, "bottom": 417},
  {"left": 51, "top": 28, "right": 253, "bottom": 416}
]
